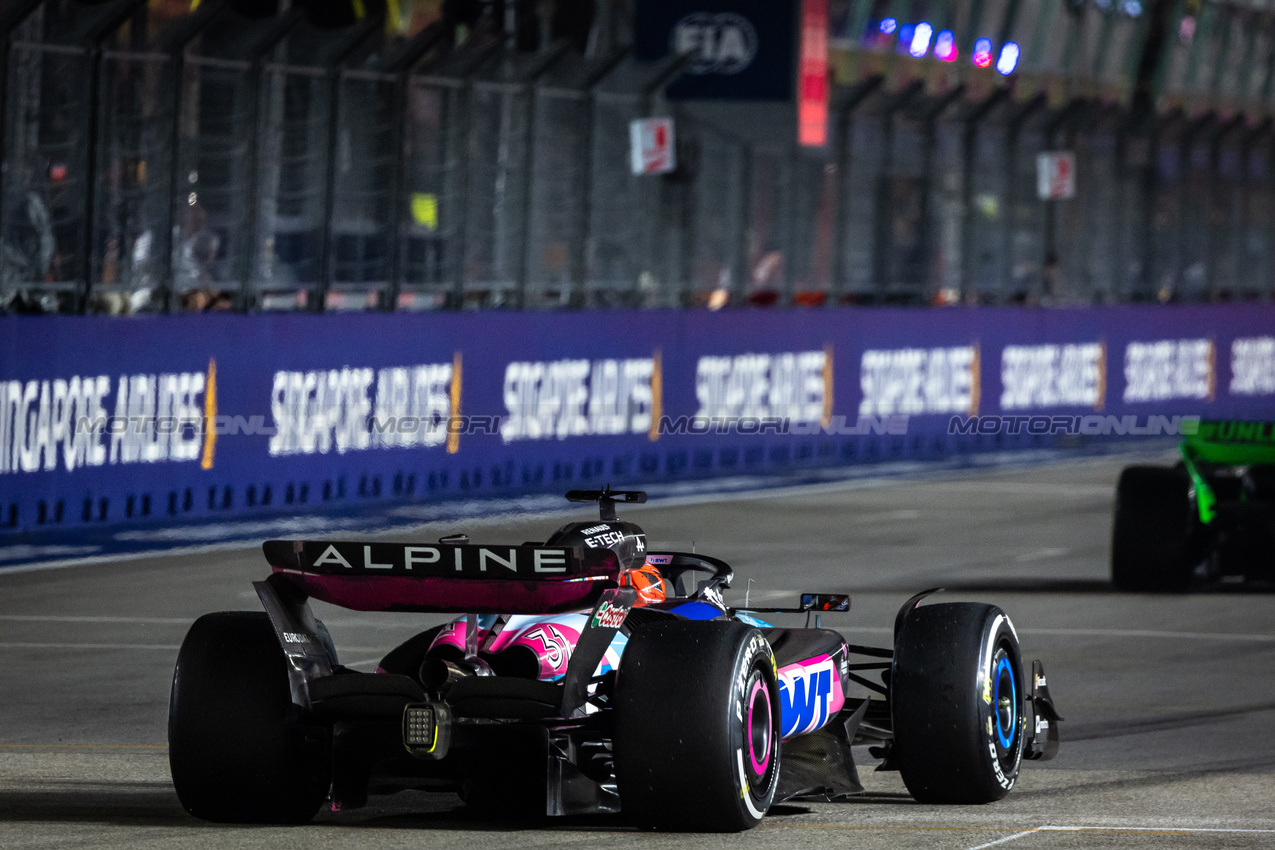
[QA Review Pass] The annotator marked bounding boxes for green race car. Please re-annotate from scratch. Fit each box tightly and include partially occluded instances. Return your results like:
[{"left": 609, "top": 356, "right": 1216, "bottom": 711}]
[{"left": 1112, "top": 420, "right": 1275, "bottom": 591}]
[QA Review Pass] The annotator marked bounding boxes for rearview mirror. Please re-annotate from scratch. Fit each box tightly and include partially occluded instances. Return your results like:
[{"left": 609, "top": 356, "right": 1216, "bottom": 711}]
[{"left": 800, "top": 593, "right": 851, "bottom": 612}]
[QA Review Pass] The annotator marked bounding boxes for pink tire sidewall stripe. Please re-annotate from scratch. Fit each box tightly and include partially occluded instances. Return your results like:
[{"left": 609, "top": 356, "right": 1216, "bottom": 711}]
[{"left": 747, "top": 676, "right": 772, "bottom": 776}]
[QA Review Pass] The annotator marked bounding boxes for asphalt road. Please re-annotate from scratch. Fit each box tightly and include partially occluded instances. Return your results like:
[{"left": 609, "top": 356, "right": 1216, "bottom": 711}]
[{"left": 3, "top": 451, "right": 1274, "bottom": 849}]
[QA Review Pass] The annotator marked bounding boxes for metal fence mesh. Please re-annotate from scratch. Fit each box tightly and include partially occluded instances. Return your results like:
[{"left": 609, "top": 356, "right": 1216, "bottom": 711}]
[
  {"left": 463, "top": 80, "right": 529, "bottom": 305},
  {"left": 1242, "top": 141, "right": 1272, "bottom": 296},
  {"left": 685, "top": 118, "right": 745, "bottom": 300},
  {"left": 399, "top": 77, "right": 461, "bottom": 307},
  {"left": 1007, "top": 124, "right": 1044, "bottom": 300},
  {"left": 1, "top": 31, "right": 1274, "bottom": 315},
  {"left": 525, "top": 88, "right": 587, "bottom": 307},
  {"left": 2, "top": 42, "right": 91, "bottom": 309},
  {"left": 255, "top": 64, "right": 332, "bottom": 304},
  {"left": 93, "top": 51, "right": 172, "bottom": 311},
  {"left": 587, "top": 93, "right": 644, "bottom": 305},
  {"left": 179, "top": 58, "right": 255, "bottom": 301},
  {"left": 329, "top": 71, "right": 396, "bottom": 302},
  {"left": 841, "top": 114, "right": 881, "bottom": 296}
]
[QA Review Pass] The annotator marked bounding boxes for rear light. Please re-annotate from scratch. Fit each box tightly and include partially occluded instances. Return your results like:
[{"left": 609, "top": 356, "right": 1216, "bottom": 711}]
[{"left": 402, "top": 702, "right": 452, "bottom": 759}]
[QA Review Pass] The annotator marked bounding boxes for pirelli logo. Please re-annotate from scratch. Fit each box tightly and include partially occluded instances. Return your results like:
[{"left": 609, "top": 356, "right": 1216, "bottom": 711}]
[{"left": 265, "top": 541, "right": 578, "bottom": 577}]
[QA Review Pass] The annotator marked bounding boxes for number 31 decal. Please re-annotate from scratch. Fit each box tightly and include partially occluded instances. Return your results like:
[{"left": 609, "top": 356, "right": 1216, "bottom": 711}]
[{"left": 522, "top": 625, "right": 571, "bottom": 670}]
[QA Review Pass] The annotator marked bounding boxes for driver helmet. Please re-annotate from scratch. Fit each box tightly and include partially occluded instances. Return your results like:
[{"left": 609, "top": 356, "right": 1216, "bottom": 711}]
[{"left": 619, "top": 562, "right": 667, "bottom": 606}]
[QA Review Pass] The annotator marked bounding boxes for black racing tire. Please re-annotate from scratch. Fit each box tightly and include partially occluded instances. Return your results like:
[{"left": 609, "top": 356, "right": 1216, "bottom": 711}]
[
  {"left": 892, "top": 603, "right": 1026, "bottom": 804},
  {"left": 169, "top": 612, "right": 330, "bottom": 823},
  {"left": 1111, "top": 465, "right": 1193, "bottom": 592},
  {"left": 613, "top": 620, "right": 780, "bottom": 832}
]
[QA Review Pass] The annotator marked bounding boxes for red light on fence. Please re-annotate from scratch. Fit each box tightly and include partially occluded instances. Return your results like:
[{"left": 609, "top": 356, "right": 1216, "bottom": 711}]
[
  {"left": 798, "top": 0, "right": 829, "bottom": 147},
  {"left": 972, "top": 38, "right": 993, "bottom": 68}
]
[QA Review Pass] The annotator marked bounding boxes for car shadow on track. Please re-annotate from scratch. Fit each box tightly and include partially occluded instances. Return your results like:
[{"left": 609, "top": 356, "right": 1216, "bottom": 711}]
[
  {"left": 331, "top": 801, "right": 834, "bottom": 832},
  {"left": 329, "top": 795, "right": 920, "bottom": 833},
  {"left": 787, "top": 792, "right": 916, "bottom": 807},
  {"left": 0, "top": 787, "right": 636, "bottom": 833},
  {"left": 0, "top": 787, "right": 924, "bottom": 832},
  {"left": 0, "top": 784, "right": 189, "bottom": 826}
]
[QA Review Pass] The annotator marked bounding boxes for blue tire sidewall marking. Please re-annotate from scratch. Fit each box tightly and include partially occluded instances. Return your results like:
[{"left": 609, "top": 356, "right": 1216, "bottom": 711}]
[{"left": 993, "top": 655, "right": 1016, "bottom": 749}]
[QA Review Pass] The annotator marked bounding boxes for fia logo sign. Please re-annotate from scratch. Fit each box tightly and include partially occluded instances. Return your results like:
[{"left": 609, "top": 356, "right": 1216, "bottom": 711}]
[{"left": 672, "top": 13, "right": 758, "bottom": 75}]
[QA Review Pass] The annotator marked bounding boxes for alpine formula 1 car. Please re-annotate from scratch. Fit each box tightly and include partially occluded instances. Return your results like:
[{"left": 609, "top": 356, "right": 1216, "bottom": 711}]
[
  {"left": 1112, "top": 419, "right": 1275, "bottom": 591},
  {"left": 169, "top": 487, "right": 1061, "bottom": 831}
]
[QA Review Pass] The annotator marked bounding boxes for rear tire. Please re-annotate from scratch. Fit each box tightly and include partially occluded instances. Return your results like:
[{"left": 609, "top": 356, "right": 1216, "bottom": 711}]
[
  {"left": 169, "top": 612, "right": 330, "bottom": 823},
  {"left": 892, "top": 603, "right": 1025, "bottom": 804},
  {"left": 1111, "top": 465, "right": 1193, "bottom": 592},
  {"left": 613, "top": 620, "right": 780, "bottom": 831}
]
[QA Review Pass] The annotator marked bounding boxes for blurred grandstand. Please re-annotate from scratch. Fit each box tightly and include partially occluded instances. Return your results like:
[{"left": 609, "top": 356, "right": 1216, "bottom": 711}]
[{"left": 0, "top": 0, "right": 1272, "bottom": 314}]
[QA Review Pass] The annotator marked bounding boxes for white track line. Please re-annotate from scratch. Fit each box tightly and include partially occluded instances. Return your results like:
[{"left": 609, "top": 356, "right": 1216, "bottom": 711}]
[
  {"left": 965, "top": 829, "right": 1040, "bottom": 850},
  {"left": 851, "top": 509, "right": 922, "bottom": 524},
  {"left": 963, "top": 824, "right": 1275, "bottom": 850},
  {"left": 340, "top": 658, "right": 385, "bottom": 669},
  {"left": 1015, "top": 548, "right": 1068, "bottom": 562},
  {"left": 1039, "top": 825, "right": 1275, "bottom": 834}
]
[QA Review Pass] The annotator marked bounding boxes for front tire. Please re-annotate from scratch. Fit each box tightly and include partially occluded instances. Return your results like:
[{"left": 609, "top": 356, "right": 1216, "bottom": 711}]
[
  {"left": 613, "top": 620, "right": 780, "bottom": 831},
  {"left": 892, "top": 602, "right": 1026, "bottom": 804},
  {"left": 169, "top": 611, "right": 330, "bottom": 823},
  {"left": 1111, "top": 465, "right": 1193, "bottom": 592}
]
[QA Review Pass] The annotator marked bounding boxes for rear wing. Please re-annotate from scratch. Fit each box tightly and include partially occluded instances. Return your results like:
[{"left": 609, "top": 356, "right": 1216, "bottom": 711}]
[
  {"left": 1183, "top": 420, "right": 1275, "bottom": 465},
  {"left": 263, "top": 540, "right": 620, "bottom": 614}
]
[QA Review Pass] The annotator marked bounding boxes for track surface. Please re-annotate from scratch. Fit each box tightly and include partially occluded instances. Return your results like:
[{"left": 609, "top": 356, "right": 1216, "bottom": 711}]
[{"left": 3, "top": 452, "right": 1274, "bottom": 848}]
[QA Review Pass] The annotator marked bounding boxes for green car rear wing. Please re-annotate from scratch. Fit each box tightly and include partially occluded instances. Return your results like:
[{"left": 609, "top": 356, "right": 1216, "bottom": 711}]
[{"left": 1180, "top": 420, "right": 1275, "bottom": 524}]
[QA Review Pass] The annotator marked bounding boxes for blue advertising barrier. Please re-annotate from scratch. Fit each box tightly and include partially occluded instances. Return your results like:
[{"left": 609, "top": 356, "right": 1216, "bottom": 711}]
[{"left": 2, "top": 304, "right": 1275, "bottom": 538}]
